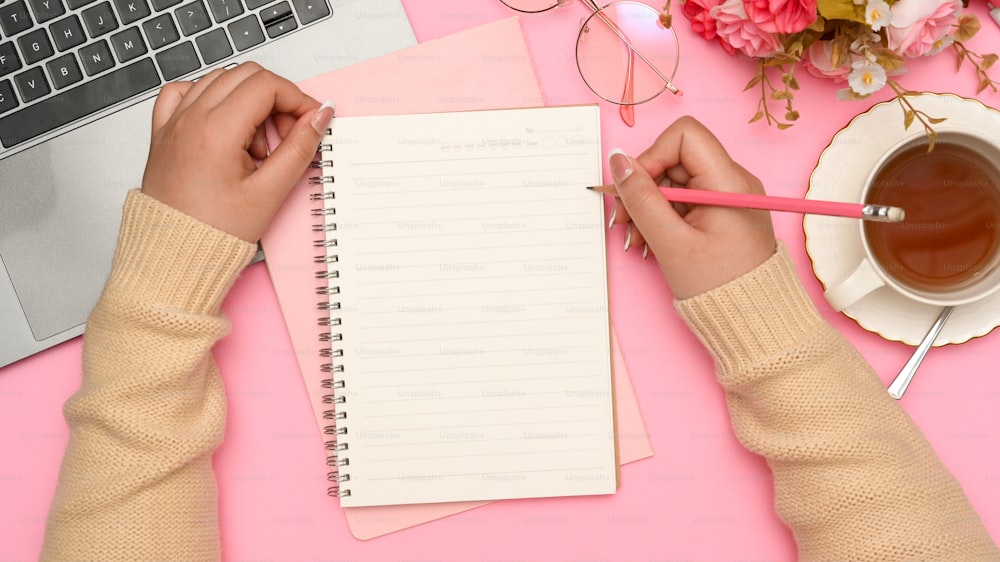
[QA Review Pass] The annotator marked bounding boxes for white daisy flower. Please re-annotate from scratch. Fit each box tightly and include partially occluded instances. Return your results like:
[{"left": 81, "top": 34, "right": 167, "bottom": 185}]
[
  {"left": 848, "top": 60, "right": 888, "bottom": 96},
  {"left": 866, "top": 0, "right": 892, "bottom": 31}
]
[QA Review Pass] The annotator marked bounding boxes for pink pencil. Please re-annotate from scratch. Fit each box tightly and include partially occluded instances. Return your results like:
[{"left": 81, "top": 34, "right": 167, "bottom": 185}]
[{"left": 587, "top": 184, "right": 905, "bottom": 222}]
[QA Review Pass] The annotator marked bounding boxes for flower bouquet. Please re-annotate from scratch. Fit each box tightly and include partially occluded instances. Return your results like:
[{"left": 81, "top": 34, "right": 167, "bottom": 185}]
[{"left": 673, "top": 0, "right": 999, "bottom": 141}]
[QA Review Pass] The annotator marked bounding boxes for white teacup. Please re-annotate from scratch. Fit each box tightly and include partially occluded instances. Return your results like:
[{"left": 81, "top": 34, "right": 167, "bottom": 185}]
[{"left": 824, "top": 130, "right": 1000, "bottom": 312}]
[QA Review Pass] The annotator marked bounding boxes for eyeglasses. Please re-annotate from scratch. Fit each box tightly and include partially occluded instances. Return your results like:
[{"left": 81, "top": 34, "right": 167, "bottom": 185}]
[{"left": 499, "top": 0, "right": 681, "bottom": 127}]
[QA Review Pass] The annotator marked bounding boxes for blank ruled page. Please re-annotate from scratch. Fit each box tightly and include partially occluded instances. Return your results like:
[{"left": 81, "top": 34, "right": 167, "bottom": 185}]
[{"left": 319, "top": 105, "right": 615, "bottom": 507}]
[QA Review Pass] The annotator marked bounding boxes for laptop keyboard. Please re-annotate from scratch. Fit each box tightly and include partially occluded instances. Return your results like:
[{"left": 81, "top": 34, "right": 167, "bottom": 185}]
[{"left": 0, "top": 0, "right": 330, "bottom": 148}]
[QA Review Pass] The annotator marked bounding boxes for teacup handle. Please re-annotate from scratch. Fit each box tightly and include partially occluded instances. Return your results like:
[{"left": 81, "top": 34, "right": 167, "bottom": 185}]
[{"left": 824, "top": 258, "right": 886, "bottom": 311}]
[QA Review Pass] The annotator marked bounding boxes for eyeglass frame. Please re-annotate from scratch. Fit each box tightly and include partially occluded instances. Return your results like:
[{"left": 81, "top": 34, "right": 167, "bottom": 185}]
[{"left": 498, "top": 0, "right": 681, "bottom": 107}]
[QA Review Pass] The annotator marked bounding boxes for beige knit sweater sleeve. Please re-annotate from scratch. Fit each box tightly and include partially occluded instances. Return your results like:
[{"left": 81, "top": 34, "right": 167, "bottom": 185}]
[
  {"left": 676, "top": 244, "right": 1000, "bottom": 561},
  {"left": 41, "top": 190, "right": 257, "bottom": 561}
]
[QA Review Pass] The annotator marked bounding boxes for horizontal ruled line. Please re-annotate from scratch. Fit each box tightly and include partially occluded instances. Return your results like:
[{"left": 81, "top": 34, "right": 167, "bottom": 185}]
[
  {"left": 366, "top": 419, "right": 598, "bottom": 432},
  {"left": 340, "top": 210, "right": 591, "bottom": 225},
  {"left": 361, "top": 227, "right": 598, "bottom": 241},
  {"left": 360, "top": 315, "right": 599, "bottom": 329},
  {"left": 352, "top": 344, "right": 594, "bottom": 360},
  {"left": 351, "top": 196, "right": 583, "bottom": 211},
  {"left": 365, "top": 466, "right": 607, "bottom": 481},
  {"left": 359, "top": 300, "right": 598, "bottom": 315},
  {"left": 369, "top": 448, "right": 604, "bottom": 463},
  {"left": 361, "top": 241, "right": 590, "bottom": 255},
  {"left": 360, "top": 329, "right": 595, "bottom": 345},
  {"left": 357, "top": 286, "right": 594, "bottom": 300},
  {"left": 351, "top": 153, "right": 590, "bottom": 166},
  {"left": 356, "top": 374, "right": 600, "bottom": 389},
  {"left": 360, "top": 271, "right": 588, "bottom": 286},
  {"left": 358, "top": 360, "right": 595, "bottom": 375},
  {"left": 367, "top": 405, "right": 599, "bottom": 419},
  {"left": 364, "top": 433, "right": 600, "bottom": 448}
]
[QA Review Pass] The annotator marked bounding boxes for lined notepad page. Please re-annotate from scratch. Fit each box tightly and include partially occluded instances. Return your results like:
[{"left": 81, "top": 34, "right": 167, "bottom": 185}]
[{"left": 319, "top": 105, "right": 615, "bottom": 507}]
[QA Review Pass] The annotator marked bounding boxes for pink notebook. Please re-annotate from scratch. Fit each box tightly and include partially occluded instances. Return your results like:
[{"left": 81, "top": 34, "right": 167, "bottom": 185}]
[{"left": 261, "top": 17, "right": 653, "bottom": 539}]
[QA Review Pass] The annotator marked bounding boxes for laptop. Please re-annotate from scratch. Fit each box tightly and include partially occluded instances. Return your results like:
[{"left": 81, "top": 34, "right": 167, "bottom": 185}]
[{"left": 0, "top": 0, "right": 417, "bottom": 368}]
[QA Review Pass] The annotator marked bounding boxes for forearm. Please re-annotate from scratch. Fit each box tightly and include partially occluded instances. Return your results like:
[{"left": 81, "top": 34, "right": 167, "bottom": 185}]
[
  {"left": 42, "top": 190, "right": 256, "bottom": 561},
  {"left": 676, "top": 244, "right": 999, "bottom": 561}
]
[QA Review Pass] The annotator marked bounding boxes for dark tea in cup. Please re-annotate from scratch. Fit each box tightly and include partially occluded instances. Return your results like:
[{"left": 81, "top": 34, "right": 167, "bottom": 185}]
[{"left": 863, "top": 134, "right": 1000, "bottom": 295}]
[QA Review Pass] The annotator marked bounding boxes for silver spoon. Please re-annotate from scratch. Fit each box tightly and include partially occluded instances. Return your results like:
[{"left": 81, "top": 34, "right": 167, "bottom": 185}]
[{"left": 887, "top": 305, "right": 954, "bottom": 399}]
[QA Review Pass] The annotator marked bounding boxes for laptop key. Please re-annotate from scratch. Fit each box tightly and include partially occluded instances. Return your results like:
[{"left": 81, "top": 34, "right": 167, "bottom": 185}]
[
  {"left": 194, "top": 26, "right": 230, "bottom": 64},
  {"left": 226, "top": 13, "right": 261, "bottom": 51},
  {"left": 49, "top": 14, "right": 86, "bottom": 51},
  {"left": 0, "top": 1, "right": 33, "bottom": 37},
  {"left": 258, "top": 1, "right": 288, "bottom": 25},
  {"left": 204, "top": 0, "right": 241, "bottom": 24},
  {"left": 25, "top": 0, "right": 65, "bottom": 24},
  {"left": 0, "top": 57, "right": 160, "bottom": 147},
  {"left": 81, "top": 1, "right": 118, "bottom": 38},
  {"left": 142, "top": 12, "right": 178, "bottom": 49},
  {"left": 263, "top": 14, "right": 292, "bottom": 38},
  {"left": 0, "top": 79, "right": 17, "bottom": 114},
  {"left": 149, "top": 0, "right": 180, "bottom": 11},
  {"left": 109, "top": 25, "right": 147, "bottom": 62},
  {"left": 0, "top": 41, "right": 21, "bottom": 78},
  {"left": 111, "top": 0, "right": 150, "bottom": 25},
  {"left": 65, "top": 0, "right": 98, "bottom": 9},
  {"left": 46, "top": 51, "right": 82, "bottom": 88},
  {"left": 79, "top": 39, "right": 113, "bottom": 75},
  {"left": 154, "top": 39, "right": 198, "bottom": 80},
  {"left": 17, "top": 28, "right": 54, "bottom": 65},
  {"left": 174, "top": 0, "right": 209, "bottom": 36},
  {"left": 12, "top": 66, "right": 49, "bottom": 102},
  {"left": 242, "top": 0, "right": 272, "bottom": 10},
  {"left": 289, "top": 0, "right": 326, "bottom": 25}
]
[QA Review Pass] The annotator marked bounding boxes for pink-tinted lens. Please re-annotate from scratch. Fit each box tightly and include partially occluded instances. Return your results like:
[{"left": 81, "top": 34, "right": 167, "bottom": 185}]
[
  {"left": 575, "top": 2, "right": 679, "bottom": 105},
  {"left": 499, "top": 0, "right": 561, "bottom": 12}
]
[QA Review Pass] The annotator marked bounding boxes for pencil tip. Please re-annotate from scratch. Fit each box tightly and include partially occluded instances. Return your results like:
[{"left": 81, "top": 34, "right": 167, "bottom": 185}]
[{"left": 585, "top": 185, "right": 596, "bottom": 190}]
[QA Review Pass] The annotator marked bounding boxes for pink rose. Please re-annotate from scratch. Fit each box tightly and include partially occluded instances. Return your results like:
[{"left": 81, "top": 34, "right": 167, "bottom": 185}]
[
  {"left": 743, "top": 0, "right": 818, "bottom": 34},
  {"left": 711, "top": 0, "right": 782, "bottom": 57},
  {"left": 801, "top": 40, "right": 850, "bottom": 82},
  {"left": 682, "top": 0, "right": 736, "bottom": 54},
  {"left": 887, "top": 0, "right": 961, "bottom": 58}
]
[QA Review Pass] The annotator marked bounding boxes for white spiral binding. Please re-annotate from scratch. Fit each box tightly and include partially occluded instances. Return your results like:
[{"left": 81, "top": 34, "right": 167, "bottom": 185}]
[{"left": 311, "top": 129, "right": 351, "bottom": 498}]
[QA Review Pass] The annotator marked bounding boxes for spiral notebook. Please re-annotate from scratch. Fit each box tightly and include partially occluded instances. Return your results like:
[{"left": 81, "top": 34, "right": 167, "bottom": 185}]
[{"left": 311, "top": 104, "right": 616, "bottom": 508}]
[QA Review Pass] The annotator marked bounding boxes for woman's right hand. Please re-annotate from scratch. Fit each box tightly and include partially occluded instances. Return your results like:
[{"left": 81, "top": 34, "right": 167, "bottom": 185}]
[{"left": 606, "top": 116, "right": 777, "bottom": 300}]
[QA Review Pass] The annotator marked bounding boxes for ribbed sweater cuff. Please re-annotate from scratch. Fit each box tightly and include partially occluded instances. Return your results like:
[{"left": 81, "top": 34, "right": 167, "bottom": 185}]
[
  {"left": 675, "top": 243, "right": 826, "bottom": 380},
  {"left": 105, "top": 190, "right": 257, "bottom": 316}
]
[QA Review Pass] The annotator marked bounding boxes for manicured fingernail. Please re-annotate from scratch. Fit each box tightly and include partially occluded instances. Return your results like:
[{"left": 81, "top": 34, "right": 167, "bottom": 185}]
[
  {"left": 311, "top": 100, "right": 336, "bottom": 134},
  {"left": 642, "top": 243, "right": 648, "bottom": 260},
  {"left": 608, "top": 205, "right": 617, "bottom": 231},
  {"left": 624, "top": 227, "right": 632, "bottom": 252},
  {"left": 608, "top": 148, "right": 633, "bottom": 185}
]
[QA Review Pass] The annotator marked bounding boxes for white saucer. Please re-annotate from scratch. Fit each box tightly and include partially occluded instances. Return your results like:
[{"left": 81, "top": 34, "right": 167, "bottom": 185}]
[{"left": 804, "top": 93, "right": 1000, "bottom": 346}]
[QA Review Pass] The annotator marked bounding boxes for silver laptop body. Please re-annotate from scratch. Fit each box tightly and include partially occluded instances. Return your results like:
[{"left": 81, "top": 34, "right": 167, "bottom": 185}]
[{"left": 0, "top": 0, "right": 416, "bottom": 367}]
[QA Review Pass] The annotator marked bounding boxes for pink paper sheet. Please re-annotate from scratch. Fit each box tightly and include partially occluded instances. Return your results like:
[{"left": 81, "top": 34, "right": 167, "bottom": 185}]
[{"left": 260, "top": 17, "right": 652, "bottom": 540}]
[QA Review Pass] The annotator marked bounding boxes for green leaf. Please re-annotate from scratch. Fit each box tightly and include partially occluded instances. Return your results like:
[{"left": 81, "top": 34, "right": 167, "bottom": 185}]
[
  {"left": 817, "top": 0, "right": 866, "bottom": 23},
  {"left": 744, "top": 73, "right": 763, "bottom": 91},
  {"left": 776, "top": 122, "right": 794, "bottom": 130},
  {"left": 749, "top": 110, "right": 765, "bottom": 124}
]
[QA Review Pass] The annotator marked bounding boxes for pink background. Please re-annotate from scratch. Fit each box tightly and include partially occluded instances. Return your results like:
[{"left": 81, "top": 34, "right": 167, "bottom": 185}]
[{"left": 2, "top": 1, "right": 999, "bottom": 559}]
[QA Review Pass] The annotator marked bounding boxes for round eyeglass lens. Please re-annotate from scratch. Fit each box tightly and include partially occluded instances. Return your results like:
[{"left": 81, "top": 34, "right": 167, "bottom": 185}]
[
  {"left": 498, "top": 0, "right": 562, "bottom": 13},
  {"left": 575, "top": 2, "right": 679, "bottom": 105}
]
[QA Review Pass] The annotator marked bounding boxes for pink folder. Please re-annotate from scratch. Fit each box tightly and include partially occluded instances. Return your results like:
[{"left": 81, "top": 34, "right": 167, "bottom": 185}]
[{"left": 260, "top": 17, "right": 653, "bottom": 540}]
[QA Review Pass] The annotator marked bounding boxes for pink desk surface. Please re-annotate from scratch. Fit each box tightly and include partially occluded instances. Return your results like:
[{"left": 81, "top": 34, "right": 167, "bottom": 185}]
[{"left": 2, "top": 1, "right": 999, "bottom": 559}]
